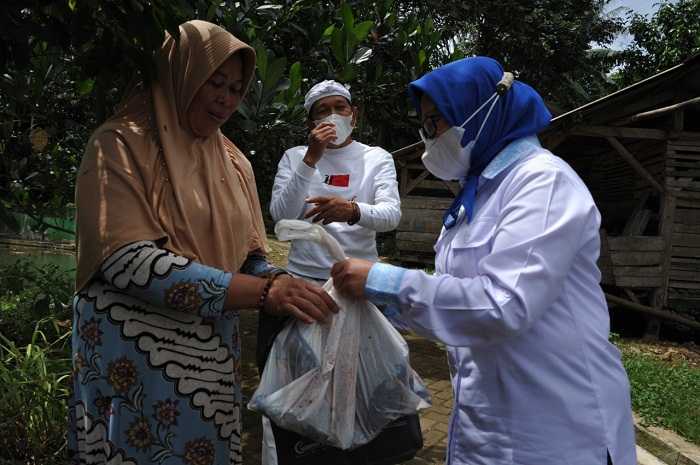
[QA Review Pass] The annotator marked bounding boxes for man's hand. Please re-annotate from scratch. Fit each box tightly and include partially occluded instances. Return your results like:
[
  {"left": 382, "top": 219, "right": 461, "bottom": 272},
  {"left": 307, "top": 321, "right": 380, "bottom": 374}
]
[
  {"left": 263, "top": 274, "right": 338, "bottom": 324},
  {"left": 303, "top": 122, "right": 336, "bottom": 167},
  {"left": 330, "top": 259, "right": 373, "bottom": 299},
  {"left": 305, "top": 196, "right": 356, "bottom": 225}
]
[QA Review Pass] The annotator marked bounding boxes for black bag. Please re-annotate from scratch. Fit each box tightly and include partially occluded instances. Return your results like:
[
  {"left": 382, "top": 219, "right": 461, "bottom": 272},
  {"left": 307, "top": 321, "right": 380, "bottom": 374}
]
[
  {"left": 269, "top": 413, "right": 423, "bottom": 465},
  {"left": 256, "top": 312, "right": 424, "bottom": 465}
]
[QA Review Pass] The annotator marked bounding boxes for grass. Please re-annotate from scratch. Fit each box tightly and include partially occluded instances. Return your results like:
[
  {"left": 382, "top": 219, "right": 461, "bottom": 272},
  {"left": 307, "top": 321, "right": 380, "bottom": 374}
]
[
  {"left": 0, "top": 318, "right": 72, "bottom": 464},
  {"left": 614, "top": 336, "right": 700, "bottom": 444},
  {"left": 0, "top": 258, "right": 73, "bottom": 464}
]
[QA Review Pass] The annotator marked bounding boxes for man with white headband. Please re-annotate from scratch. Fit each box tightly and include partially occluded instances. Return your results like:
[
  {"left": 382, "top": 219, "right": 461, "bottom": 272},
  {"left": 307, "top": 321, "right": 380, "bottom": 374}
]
[
  {"left": 263, "top": 80, "right": 401, "bottom": 464},
  {"left": 269, "top": 79, "right": 401, "bottom": 281}
]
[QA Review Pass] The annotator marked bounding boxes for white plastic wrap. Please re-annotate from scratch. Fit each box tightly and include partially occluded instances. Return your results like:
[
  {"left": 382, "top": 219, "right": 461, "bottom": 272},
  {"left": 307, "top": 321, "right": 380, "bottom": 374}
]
[{"left": 248, "top": 220, "right": 431, "bottom": 449}]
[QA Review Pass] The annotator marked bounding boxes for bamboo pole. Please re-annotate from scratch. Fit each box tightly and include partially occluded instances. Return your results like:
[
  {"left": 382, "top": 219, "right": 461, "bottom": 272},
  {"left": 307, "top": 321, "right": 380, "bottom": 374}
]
[
  {"left": 605, "top": 292, "right": 700, "bottom": 331},
  {"left": 614, "top": 96, "right": 700, "bottom": 126}
]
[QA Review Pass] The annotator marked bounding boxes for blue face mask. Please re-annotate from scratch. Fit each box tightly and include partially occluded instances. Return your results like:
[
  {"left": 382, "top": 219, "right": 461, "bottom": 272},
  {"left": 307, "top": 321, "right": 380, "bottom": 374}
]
[{"left": 420, "top": 91, "right": 500, "bottom": 182}]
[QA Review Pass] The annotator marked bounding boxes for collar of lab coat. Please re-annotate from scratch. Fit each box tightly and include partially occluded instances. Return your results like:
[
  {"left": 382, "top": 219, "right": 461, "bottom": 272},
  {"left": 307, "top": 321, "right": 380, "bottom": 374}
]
[{"left": 478, "top": 135, "right": 543, "bottom": 188}]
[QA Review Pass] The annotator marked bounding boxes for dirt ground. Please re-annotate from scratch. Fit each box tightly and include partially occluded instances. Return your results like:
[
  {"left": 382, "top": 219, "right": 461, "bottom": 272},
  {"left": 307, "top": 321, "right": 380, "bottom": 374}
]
[
  {"left": 620, "top": 338, "right": 700, "bottom": 368},
  {"left": 265, "top": 237, "right": 290, "bottom": 270}
]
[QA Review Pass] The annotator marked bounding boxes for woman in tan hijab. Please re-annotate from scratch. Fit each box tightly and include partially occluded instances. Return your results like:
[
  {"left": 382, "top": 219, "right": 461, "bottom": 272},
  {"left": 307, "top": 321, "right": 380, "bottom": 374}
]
[{"left": 68, "top": 20, "right": 336, "bottom": 465}]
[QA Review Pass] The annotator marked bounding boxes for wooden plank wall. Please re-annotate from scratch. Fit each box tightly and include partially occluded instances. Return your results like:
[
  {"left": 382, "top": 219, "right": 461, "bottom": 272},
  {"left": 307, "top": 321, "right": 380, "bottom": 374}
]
[
  {"left": 666, "top": 139, "right": 700, "bottom": 301},
  {"left": 606, "top": 236, "right": 665, "bottom": 288},
  {"left": 395, "top": 196, "right": 451, "bottom": 264},
  {"left": 584, "top": 139, "right": 666, "bottom": 231},
  {"left": 394, "top": 145, "right": 457, "bottom": 264}
]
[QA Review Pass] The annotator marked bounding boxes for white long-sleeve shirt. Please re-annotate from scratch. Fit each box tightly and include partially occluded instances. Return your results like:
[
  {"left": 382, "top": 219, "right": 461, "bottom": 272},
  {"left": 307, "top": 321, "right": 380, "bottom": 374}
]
[
  {"left": 366, "top": 137, "right": 636, "bottom": 465},
  {"left": 270, "top": 141, "right": 401, "bottom": 279}
]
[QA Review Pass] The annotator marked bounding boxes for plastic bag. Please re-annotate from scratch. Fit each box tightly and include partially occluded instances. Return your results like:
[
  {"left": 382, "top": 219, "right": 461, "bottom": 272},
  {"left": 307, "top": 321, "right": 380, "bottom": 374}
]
[{"left": 248, "top": 220, "right": 431, "bottom": 450}]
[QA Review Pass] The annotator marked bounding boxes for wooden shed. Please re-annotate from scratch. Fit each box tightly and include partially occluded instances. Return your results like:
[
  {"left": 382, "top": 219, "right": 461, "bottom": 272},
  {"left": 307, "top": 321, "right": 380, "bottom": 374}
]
[
  {"left": 391, "top": 140, "right": 460, "bottom": 265},
  {"left": 391, "top": 54, "right": 700, "bottom": 328}
]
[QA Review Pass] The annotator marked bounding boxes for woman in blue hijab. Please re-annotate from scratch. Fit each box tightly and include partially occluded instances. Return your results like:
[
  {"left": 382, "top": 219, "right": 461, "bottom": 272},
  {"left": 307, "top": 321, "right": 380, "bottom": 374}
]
[{"left": 331, "top": 57, "right": 636, "bottom": 465}]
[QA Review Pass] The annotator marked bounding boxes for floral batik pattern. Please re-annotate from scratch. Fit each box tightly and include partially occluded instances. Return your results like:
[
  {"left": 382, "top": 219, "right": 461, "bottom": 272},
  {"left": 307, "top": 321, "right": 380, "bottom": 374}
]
[{"left": 68, "top": 241, "right": 275, "bottom": 465}]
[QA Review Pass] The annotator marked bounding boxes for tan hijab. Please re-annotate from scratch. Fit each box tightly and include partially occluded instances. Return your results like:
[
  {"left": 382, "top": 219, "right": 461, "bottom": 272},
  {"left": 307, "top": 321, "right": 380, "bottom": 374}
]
[{"left": 75, "top": 20, "right": 266, "bottom": 291}]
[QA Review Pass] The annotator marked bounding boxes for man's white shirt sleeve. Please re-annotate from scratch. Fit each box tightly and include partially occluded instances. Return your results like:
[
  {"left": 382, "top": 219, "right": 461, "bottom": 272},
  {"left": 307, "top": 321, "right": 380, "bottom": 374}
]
[
  {"left": 355, "top": 150, "right": 402, "bottom": 232},
  {"left": 269, "top": 149, "right": 316, "bottom": 221}
]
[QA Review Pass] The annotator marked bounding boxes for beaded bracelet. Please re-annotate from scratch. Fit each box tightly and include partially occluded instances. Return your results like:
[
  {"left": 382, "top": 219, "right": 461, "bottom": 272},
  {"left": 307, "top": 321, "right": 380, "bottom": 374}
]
[
  {"left": 347, "top": 199, "right": 361, "bottom": 225},
  {"left": 258, "top": 272, "right": 285, "bottom": 309}
]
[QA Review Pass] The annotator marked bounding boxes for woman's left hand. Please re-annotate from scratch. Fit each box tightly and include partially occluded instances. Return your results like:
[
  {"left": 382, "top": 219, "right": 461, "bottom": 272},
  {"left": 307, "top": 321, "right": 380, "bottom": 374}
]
[{"left": 330, "top": 258, "right": 373, "bottom": 299}]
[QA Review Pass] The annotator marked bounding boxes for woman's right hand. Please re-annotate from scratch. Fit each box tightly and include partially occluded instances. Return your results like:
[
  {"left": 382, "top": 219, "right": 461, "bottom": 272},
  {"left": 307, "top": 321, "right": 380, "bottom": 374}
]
[{"left": 263, "top": 275, "right": 338, "bottom": 324}]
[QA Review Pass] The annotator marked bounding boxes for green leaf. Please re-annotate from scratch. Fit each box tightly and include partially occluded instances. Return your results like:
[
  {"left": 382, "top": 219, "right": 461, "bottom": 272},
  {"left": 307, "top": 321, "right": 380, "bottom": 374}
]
[
  {"left": 387, "top": 12, "right": 397, "bottom": 27},
  {"left": 288, "top": 61, "right": 301, "bottom": 94},
  {"left": 76, "top": 78, "right": 94, "bottom": 96},
  {"left": 263, "top": 56, "right": 287, "bottom": 95},
  {"left": 323, "top": 24, "right": 336, "bottom": 38},
  {"left": 340, "top": 63, "right": 355, "bottom": 81},
  {"left": 341, "top": 4, "right": 354, "bottom": 30},
  {"left": 253, "top": 41, "right": 268, "bottom": 80},
  {"left": 206, "top": 3, "right": 218, "bottom": 20},
  {"left": 246, "top": 27, "right": 257, "bottom": 41},
  {"left": 331, "top": 28, "right": 346, "bottom": 64},
  {"left": 68, "top": 0, "right": 77, "bottom": 11},
  {"left": 353, "top": 21, "right": 374, "bottom": 42},
  {"left": 418, "top": 49, "right": 427, "bottom": 68}
]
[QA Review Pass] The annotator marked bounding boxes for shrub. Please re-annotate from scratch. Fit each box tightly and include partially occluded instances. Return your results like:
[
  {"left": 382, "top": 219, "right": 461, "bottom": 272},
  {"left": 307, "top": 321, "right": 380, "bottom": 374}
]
[{"left": 0, "top": 259, "right": 72, "bottom": 346}]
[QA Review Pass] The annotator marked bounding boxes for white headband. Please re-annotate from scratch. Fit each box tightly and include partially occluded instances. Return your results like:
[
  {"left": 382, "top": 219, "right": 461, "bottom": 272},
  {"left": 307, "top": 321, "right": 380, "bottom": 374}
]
[{"left": 303, "top": 80, "right": 352, "bottom": 112}]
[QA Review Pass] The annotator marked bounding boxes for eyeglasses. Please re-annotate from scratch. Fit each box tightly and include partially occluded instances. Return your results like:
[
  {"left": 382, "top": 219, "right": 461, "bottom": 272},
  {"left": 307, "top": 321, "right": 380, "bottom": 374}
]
[{"left": 421, "top": 114, "right": 443, "bottom": 139}]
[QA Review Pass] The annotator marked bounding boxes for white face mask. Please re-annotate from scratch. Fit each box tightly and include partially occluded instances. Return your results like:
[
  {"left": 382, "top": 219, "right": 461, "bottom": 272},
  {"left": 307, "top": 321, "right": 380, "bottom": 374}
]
[
  {"left": 315, "top": 113, "right": 354, "bottom": 145},
  {"left": 421, "top": 127, "right": 473, "bottom": 181},
  {"left": 421, "top": 92, "right": 499, "bottom": 181}
]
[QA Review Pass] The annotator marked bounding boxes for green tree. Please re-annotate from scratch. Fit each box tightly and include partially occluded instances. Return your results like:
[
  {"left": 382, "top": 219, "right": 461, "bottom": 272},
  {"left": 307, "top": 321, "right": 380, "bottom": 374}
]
[
  {"left": 451, "top": 0, "right": 623, "bottom": 111},
  {"left": 0, "top": 0, "right": 626, "bottom": 233},
  {"left": 616, "top": 0, "right": 700, "bottom": 87},
  {"left": 0, "top": 0, "right": 228, "bottom": 233}
]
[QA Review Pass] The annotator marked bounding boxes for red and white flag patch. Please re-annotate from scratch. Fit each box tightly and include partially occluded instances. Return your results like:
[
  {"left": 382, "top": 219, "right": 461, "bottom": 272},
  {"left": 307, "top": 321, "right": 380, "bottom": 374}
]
[{"left": 323, "top": 174, "right": 350, "bottom": 187}]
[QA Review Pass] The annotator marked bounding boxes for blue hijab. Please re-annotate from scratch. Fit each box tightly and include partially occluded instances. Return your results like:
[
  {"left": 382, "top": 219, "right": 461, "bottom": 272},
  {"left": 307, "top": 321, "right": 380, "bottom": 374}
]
[{"left": 408, "top": 57, "right": 551, "bottom": 227}]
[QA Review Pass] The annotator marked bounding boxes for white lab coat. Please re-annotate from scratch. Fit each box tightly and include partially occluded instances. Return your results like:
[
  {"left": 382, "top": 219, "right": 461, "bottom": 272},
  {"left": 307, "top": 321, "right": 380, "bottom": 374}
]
[{"left": 365, "top": 137, "right": 636, "bottom": 465}]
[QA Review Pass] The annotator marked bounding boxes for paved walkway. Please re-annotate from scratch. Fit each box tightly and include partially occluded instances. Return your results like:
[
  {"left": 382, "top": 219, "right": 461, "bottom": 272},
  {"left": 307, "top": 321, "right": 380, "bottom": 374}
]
[{"left": 239, "top": 310, "right": 450, "bottom": 465}]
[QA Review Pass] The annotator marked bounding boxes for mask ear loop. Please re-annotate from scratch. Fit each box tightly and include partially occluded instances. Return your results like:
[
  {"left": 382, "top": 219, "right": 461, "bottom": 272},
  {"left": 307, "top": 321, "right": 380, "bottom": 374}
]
[
  {"left": 459, "top": 92, "right": 497, "bottom": 129},
  {"left": 473, "top": 95, "right": 500, "bottom": 141},
  {"left": 458, "top": 71, "right": 515, "bottom": 129},
  {"left": 461, "top": 71, "right": 516, "bottom": 141},
  {"left": 453, "top": 72, "right": 515, "bottom": 218}
]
